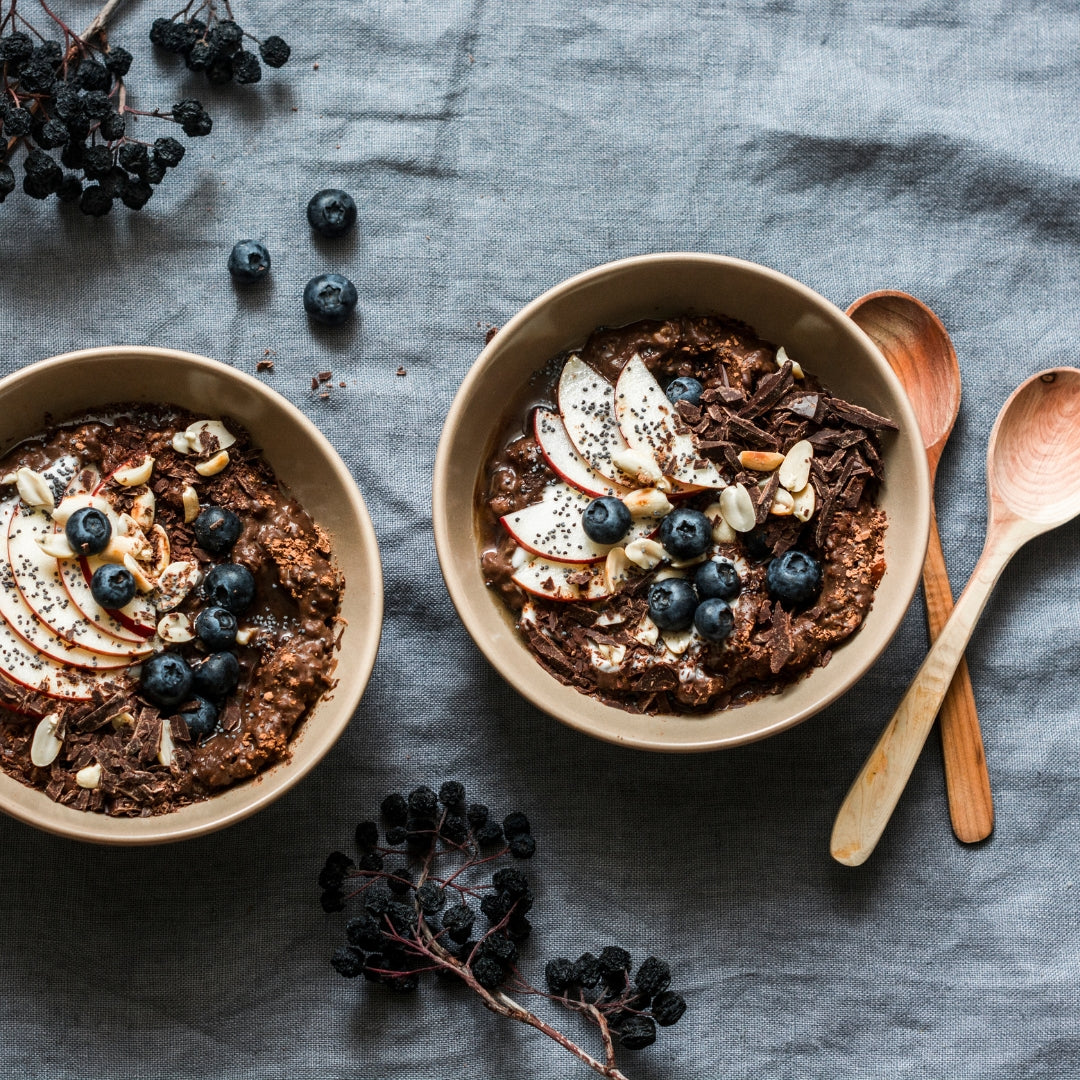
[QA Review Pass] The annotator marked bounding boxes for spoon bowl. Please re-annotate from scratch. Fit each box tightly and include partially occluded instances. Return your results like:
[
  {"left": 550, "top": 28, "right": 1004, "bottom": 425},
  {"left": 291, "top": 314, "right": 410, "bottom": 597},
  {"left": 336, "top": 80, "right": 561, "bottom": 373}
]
[{"left": 988, "top": 369, "right": 1080, "bottom": 525}]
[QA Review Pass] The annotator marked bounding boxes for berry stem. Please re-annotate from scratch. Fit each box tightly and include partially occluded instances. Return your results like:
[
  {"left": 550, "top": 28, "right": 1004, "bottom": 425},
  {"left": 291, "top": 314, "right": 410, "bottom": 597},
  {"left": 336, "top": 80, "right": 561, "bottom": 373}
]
[{"left": 81, "top": 0, "right": 127, "bottom": 40}]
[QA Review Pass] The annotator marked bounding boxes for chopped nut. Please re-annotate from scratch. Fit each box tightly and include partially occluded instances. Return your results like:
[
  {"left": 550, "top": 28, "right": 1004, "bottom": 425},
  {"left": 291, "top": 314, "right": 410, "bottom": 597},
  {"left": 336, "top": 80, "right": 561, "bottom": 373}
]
[
  {"left": 778, "top": 439, "right": 814, "bottom": 492},
  {"left": 30, "top": 712, "right": 62, "bottom": 767},
  {"left": 15, "top": 467, "right": 54, "bottom": 510},
  {"left": 75, "top": 763, "right": 102, "bottom": 790},
  {"left": 510, "top": 545, "right": 531, "bottom": 570},
  {"left": 157, "top": 612, "right": 195, "bottom": 643},
  {"left": 172, "top": 431, "right": 194, "bottom": 455},
  {"left": 147, "top": 524, "right": 171, "bottom": 578},
  {"left": 653, "top": 567, "right": 688, "bottom": 582},
  {"left": 0, "top": 472, "right": 15, "bottom": 484},
  {"left": 770, "top": 488, "right": 796, "bottom": 516},
  {"left": 621, "top": 487, "right": 673, "bottom": 519},
  {"left": 594, "top": 611, "right": 625, "bottom": 627},
  {"left": 51, "top": 493, "right": 110, "bottom": 526},
  {"left": 131, "top": 489, "right": 156, "bottom": 531},
  {"left": 185, "top": 419, "right": 236, "bottom": 454},
  {"left": 661, "top": 628, "right": 694, "bottom": 656},
  {"left": 633, "top": 615, "right": 660, "bottom": 646},
  {"left": 792, "top": 483, "right": 816, "bottom": 522},
  {"left": 101, "top": 532, "right": 152, "bottom": 563},
  {"left": 123, "top": 553, "right": 157, "bottom": 593},
  {"left": 182, "top": 485, "right": 200, "bottom": 524},
  {"left": 110, "top": 710, "right": 135, "bottom": 731},
  {"left": 154, "top": 561, "right": 201, "bottom": 612},
  {"left": 157, "top": 721, "right": 175, "bottom": 767},
  {"left": 669, "top": 552, "right": 708, "bottom": 569},
  {"left": 777, "top": 345, "right": 804, "bottom": 379},
  {"left": 235, "top": 627, "right": 256, "bottom": 646},
  {"left": 194, "top": 450, "right": 230, "bottom": 477},
  {"left": 603, "top": 546, "right": 632, "bottom": 593},
  {"left": 624, "top": 537, "right": 666, "bottom": 570},
  {"left": 719, "top": 483, "right": 756, "bottom": 533},
  {"left": 36, "top": 532, "right": 75, "bottom": 559},
  {"left": 704, "top": 501, "right": 737, "bottom": 544},
  {"left": 738, "top": 450, "right": 785, "bottom": 471},
  {"left": 611, "top": 447, "right": 663, "bottom": 485},
  {"left": 114, "top": 455, "right": 154, "bottom": 487}
]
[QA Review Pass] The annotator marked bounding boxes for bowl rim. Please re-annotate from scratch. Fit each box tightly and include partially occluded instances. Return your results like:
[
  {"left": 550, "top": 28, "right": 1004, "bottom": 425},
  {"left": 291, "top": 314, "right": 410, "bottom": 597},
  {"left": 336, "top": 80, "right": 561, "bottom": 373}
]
[
  {"left": 0, "top": 344, "right": 383, "bottom": 844},
  {"left": 432, "top": 252, "right": 930, "bottom": 752}
]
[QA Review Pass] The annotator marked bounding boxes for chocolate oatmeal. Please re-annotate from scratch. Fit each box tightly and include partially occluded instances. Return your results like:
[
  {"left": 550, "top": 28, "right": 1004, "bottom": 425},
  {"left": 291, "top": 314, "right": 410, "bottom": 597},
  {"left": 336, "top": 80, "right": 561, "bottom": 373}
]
[
  {"left": 479, "top": 316, "right": 894, "bottom": 714},
  {"left": 0, "top": 406, "right": 343, "bottom": 815}
]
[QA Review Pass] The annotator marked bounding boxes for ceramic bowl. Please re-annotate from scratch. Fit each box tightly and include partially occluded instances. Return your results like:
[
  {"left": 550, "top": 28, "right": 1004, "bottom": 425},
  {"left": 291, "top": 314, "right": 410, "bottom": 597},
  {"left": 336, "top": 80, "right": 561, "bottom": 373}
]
[
  {"left": 433, "top": 253, "right": 930, "bottom": 751},
  {"left": 0, "top": 346, "right": 382, "bottom": 843}
]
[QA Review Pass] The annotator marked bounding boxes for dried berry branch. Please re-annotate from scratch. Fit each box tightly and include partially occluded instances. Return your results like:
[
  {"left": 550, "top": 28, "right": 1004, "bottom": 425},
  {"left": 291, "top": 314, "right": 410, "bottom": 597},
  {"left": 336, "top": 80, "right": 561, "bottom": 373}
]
[{"left": 320, "top": 782, "right": 687, "bottom": 1080}]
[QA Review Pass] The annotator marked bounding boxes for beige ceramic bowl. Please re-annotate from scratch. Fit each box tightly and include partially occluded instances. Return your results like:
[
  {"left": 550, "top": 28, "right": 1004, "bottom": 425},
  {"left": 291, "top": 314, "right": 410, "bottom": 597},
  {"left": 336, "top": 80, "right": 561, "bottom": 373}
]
[
  {"left": 434, "top": 253, "right": 930, "bottom": 751},
  {"left": 0, "top": 346, "right": 382, "bottom": 843}
]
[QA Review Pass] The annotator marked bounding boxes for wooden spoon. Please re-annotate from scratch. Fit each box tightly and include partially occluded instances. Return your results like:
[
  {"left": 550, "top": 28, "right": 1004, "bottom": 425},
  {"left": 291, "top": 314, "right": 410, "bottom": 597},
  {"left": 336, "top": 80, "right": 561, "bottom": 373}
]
[
  {"left": 846, "top": 291, "right": 993, "bottom": 844},
  {"left": 831, "top": 368, "right": 1080, "bottom": 865}
]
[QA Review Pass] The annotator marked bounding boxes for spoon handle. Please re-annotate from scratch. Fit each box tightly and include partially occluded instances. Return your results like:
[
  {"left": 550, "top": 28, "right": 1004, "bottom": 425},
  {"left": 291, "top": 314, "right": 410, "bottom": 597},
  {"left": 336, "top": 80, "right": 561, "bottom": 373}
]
[
  {"left": 830, "top": 534, "right": 1016, "bottom": 866},
  {"left": 922, "top": 503, "right": 995, "bottom": 843}
]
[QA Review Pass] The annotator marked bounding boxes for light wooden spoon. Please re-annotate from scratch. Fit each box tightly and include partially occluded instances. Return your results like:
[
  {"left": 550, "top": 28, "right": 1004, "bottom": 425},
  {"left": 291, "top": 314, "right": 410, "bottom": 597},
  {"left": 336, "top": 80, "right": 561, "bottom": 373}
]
[
  {"left": 831, "top": 368, "right": 1080, "bottom": 866},
  {"left": 846, "top": 291, "right": 993, "bottom": 844}
]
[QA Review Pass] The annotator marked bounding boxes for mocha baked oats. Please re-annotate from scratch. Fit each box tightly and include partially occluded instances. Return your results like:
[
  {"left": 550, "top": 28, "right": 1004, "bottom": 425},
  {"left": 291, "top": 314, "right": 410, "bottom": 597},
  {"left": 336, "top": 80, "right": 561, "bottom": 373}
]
[
  {"left": 0, "top": 406, "right": 343, "bottom": 815},
  {"left": 479, "top": 315, "right": 895, "bottom": 714}
]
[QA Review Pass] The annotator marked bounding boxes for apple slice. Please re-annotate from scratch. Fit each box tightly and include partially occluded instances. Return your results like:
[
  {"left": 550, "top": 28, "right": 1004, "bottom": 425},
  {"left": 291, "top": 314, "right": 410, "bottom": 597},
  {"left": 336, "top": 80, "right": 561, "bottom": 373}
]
[
  {"left": 511, "top": 555, "right": 611, "bottom": 602},
  {"left": 7, "top": 501, "right": 153, "bottom": 659},
  {"left": 0, "top": 617, "right": 103, "bottom": 701},
  {"left": 500, "top": 482, "right": 654, "bottom": 564},
  {"left": 534, "top": 409, "right": 630, "bottom": 498},
  {"left": 557, "top": 355, "right": 633, "bottom": 486},
  {"left": 614, "top": 355, "right": 726, "bottom": 489}
]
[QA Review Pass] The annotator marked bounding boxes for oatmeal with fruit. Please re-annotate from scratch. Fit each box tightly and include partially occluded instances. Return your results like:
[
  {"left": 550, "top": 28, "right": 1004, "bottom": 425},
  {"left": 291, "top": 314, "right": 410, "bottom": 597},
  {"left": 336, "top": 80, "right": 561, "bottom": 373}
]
[
  {"left": 479, "top": 315, "right": 894, "bottom": 714},
  {"left": 0, "top": 407, "right": 343, "bottom": 815}
]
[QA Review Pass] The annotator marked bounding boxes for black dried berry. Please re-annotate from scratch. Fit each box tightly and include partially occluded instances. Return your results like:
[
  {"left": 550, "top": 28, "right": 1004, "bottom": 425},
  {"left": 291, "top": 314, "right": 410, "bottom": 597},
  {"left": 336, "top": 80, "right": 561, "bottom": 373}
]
[
  {"left": 545, "top": 957, "right": 575, "bottom": 993},
  {"left": 380, "top": 792, "right": 408, "bottom": 824},
  {"left": 354, "top": 820, "right": 379, "bottom": 850},
  {"left": 650, "top": 990, "right": 687, "bottom": 1027},
  {"left": 634, "top": 956, "right": 671, "bottom": 998}
]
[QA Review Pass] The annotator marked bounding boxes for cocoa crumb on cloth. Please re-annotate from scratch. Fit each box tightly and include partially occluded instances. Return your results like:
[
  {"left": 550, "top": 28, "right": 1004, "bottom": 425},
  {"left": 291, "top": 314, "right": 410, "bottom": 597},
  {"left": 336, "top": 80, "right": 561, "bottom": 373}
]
[{"left": 478, "top": 314, "right": 890, "bottom": 715}]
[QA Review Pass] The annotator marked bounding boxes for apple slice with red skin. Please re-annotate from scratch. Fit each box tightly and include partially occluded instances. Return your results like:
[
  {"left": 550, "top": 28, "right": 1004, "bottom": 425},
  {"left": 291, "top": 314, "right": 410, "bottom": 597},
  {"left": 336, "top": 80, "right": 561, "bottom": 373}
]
[
  {"left": 7, "top": 500, "right": 153, "bottom": 660},
  {"left": 0, "top": 614, "right": 105, "bottom": 701},
  {"left": 557, "top": 355, "right": 634, "bottom": 486},
  {"left": 500, "top": 482, "right": 655, "bottom": 564},
  {"left": 511, "top": 555, "right": 612, "bottom": 602},
  {"left": 614, "top": 354, "right": 726, "bottom": 490},
  {"left": 52, "top": 467, "right": 156, "bottom": 641},
  {"left": 533, "top": 409, "right": 630, "bottom": 499}
]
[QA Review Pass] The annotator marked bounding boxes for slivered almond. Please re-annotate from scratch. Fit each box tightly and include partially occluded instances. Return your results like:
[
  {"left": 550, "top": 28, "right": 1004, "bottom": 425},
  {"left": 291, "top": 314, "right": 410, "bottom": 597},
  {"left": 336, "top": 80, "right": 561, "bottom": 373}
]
[
  {"left": 778, "top": 439, "right": 813, "bottom": 492},
  {"left": 182, "top": 484, "right": 200, "bottom": 523},
  {"left": 603, "top": 546, "right": 632, "bottom": 593},
  {"left": 620, "top": 487, "right": 673, "bottom": 518},
  {"left": 30, "top": 712, "right": 62, "bottom": 767},
  {"left": 37, "top": 532, "right": 76, "bottom": 559},
  {"left": 770, "top": 488, "right": 795, "bottom": 516},
  {"left": 777, "top": 345, "right": 804, "bottom": 379},
  {"left": 186, "top": 419, "right": 237, "bottom": 454},
  {"left": 131, "top": 489, "right": 156, "bottom": 531},
  {"left": 719, "top": 483, "right": 755, "bottom": 533},
  {"left": 154, "top": 560, "right": 201, "bottom": 611},
  {"left": 792, "top": 484, "right": 816, "bottom": 522},
  {"left": 157, "top": 612, "right": 195, "bottom": 643},
  {"left": 114, "top": 455, "right": 154, "bottom": 487},
  {"left": 172, "top": 431, "right": 195, "bottom": 455},
  {"left": 624, "top": 537, "right": 666, "bottom": 570},
  {"left": 123, "top": 553, "right": 157, "bottom": 593},
  {"left": 738, "top": 450, "right": 785, "bottom": 471},
  {"left": 158, "top": 721, "right": 175, "bottom": 767},
  {"left": 633, "top": 616, "right": 659, "bottom": 646},
  {"left": 16, "top": 467, "right": 54, "bottom": 510},
  {"left": 611, "top": 447, "right": 663, "bottom": 485},
  {"left": 662, "top": 628, "right": 694, "bottom": 656},
  {"left": 75, "top": 763, "right": 102, "bottom": 790},
  {"left": 194, "top": 450, "right": 230, "bottom": 477},
  {"left": 147, "top": 524, "right": 171, "bottom": 578}
]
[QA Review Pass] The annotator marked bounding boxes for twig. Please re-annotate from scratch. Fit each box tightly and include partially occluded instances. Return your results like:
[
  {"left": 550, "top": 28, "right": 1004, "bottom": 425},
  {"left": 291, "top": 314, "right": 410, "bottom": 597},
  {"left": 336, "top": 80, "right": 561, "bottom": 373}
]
[{"left": 81, "top": 0, "right": 127, "bottom": 39}]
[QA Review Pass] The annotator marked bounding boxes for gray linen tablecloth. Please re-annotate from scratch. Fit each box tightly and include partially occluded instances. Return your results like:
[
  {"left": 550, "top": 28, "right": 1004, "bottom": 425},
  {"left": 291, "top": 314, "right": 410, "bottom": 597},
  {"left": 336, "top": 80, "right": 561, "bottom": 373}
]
[{"left": 2, "top": 1, "right": 1079, "bottom": 1077}]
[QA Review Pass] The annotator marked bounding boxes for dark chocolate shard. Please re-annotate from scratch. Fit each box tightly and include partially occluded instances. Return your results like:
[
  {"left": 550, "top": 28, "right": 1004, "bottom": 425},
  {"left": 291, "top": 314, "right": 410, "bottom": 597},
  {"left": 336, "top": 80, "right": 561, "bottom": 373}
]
[{"left": 827, "top": 397, "right": 898, "bottom": 431}]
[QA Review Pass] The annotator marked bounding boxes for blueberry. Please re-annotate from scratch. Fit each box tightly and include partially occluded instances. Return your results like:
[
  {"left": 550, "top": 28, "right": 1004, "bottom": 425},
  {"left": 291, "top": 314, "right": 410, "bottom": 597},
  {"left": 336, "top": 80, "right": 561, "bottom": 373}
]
[
  {"left": 665, "top": 376, "right": 703, "bottom": 406},
  {"left": 227, "top": 239, "right": 270, "bottom": 283},
  {"left": 766, "top": 549, "right": 824, "bottom": 608},
  {"left": 192, "top": 506, "right": 243, "bottom": 554},
  {"left": 694, "top": 557, "right": 741, "bottom": 601},
  {"left": 306, "top": 188, "right": 357, "bottom": 238},
  {"left": 694, "top": 597, "right": 735, "bottom": 642},
  {"left": 303, "top": 273, "right": 358, "bottom": 326},
  {"left": 65, "top": 506, "right": 111, "bottom": 556},
  {"left": 581, "top": 496, "right": 631, "bottom": 544},
  {"left": 647, "top": 578, "right": 698, "bottom": 631},
  {"left": 90, "top": 563, "right": 136, "bottom": 609},
  {"left": 194, "top": 605, "right": 238, "bottom": 650},
  {"left": 202, "top": 563, "right": 256, "bottom": 614},
  {"left": 180, "top": 696, "right": 218, "bottom": 739},
  {"left": 657, "top": 508, "right": 712, "bottom": 559},
  {"left": 192, "top": 651, "right": 240, "bottom": 700},
  {"left": 140, "top": 652, "right": 193, "bottom": 709}
]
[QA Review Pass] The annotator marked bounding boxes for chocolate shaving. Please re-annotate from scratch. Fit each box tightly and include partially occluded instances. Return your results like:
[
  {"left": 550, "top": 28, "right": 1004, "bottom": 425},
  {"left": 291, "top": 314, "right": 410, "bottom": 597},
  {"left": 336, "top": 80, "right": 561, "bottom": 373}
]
[
  {"left": 741, "top": 361, "right": 793, "bottom": 418},
  {"left": 779, "top": 392, "right": 821, "bottom": 420},
  {"left": 752, "top": 472, "right": 780, "bottom": 525},
  {"left": 827, "top": 397, "right": 898, "bottom": 431},
  {"left": 724, "top": 414, "right": 780, "bottom": 451},
  {"left": 765, "top": 605, "right": 794, "bottom": 674}
]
